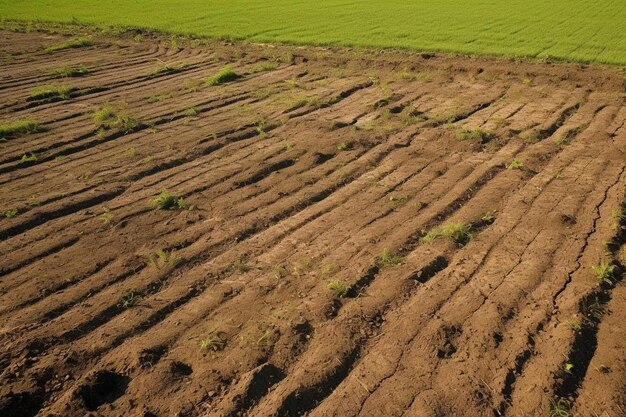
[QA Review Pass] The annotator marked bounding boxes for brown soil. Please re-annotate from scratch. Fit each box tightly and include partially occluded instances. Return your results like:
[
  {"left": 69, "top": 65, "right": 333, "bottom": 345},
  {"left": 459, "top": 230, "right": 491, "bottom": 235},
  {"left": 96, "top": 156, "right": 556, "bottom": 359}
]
[{"left": 1, "top": 29, "right": 625, "bottom": 417}]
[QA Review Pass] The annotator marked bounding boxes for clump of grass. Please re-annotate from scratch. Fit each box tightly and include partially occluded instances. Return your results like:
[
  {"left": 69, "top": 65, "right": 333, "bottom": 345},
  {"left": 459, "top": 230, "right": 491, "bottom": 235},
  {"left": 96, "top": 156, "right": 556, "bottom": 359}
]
[
  {"left": 592, "top": 261, "right": 616, "bottom": 286},
  {"left": 252, "top": 87, "right": 274, "bottom": 99},
  {"left": 399, "top": 109, "right": 426, "bottom": 125},
  {"left": 93, "top": 105, "right": 138, "bottom": 132},
  {"left": 398, "top": 70, "right": 431, "bottom": 82},
  {"left": 284, "top": 75, "right": 300, "bottom": 88},
  {"left": 292, "top": 258, "right": 313, "bottom": 276},
  {"left": 48, "top": 65, "right": 89, "bottom": 78},
  {"left": 272, "top": 265, "right": 287, "bottom": 279},
  {"left": 200, "top": 328, "right": 225, "bottom": 351},
  {"left": 150, "top": 249, "right": 182, "bottom": 269},
  {"left": 30, "top": 85, "right": 73, "bottom": 100},
  {"left": 0, "top": 120, "right": 45, "bottom": 140},
  {"left": 148, "top": 93, "right": 171, "bottom": 103},
  {"left": 252, "top": 62, "right": 278, "bottom": 73},
  {"left": 523, "top": 132, "right": 539, "bottom": 144},
  {"left": 553, "top": 135, "right": 570, "bottom": 147},
  {"left": 337, "top": 142, "right": 353, "bottom": 151},
  {"left": 256, "top": 329, "right": 274, "bottom": 349},
  {"left": 184, "top": 107, "right": 199, "bottom": 117},
  {"left": 118, "top": 291, "right": 139, "bottom": 308},
  {"left": 289, "top": 98, "right": 311, "bottom": 111},
  {"left": 430, "top": 110, "right": 461, "bottom": 124},
  {"left": 398, "top": 69, "right": 417, "bottom": 81},
  {"left": 4, "top": 208, "right": 18, "bottom": 218},
  {"left": 481, "top": 211, "right": 496, "bottom": 223},
  {"left": 229, "top": 256, "right": 251, "bottom": 274},
  {"left": 183, "top": 80, "right": 203, "bottom": 93},
  {"left": 255, "top": 119, "right": 267, "bottom": 137},
  {"left": 205, "top": 67, "right": 240, "bottom": 86},
  {"left": 610, "top": 208, "right": 625, "bottom": 231},
  {"left": 151, "top": 61, "right": 187, "bottom": 75},
  {"left": 99, "top": 207, "right": 113, "bottom": 224},
  {"left": 378, "top": 248, "right": 402, "bottom": 266},
  {"left": 149, "top": 189, "right": 192, "bottom": 210},
  {"left": 492, "top": 117, "right": 509, "bottom": 127},
  {"left": 327, "top": 279, "right": 350, "bottom": 298},
  {"left": 549, "top": 398, "right": 571, "bottom": 417},
  {"left": 19, "top": 153, "right": 38, "bottom": 164},
  {"left": 54, "top": 155, "right": 68, "bottom": 162},
  {"left": 389, "top": 195, "right": 409, "bottom": 206},
  {"left": 457, "top": 128, "right": 495, "bottom": 144},
  {"left": 45, "top": 37, "right": 92, "bottom": 52},
  {"left": 506, "top": 159, "right": 524, "bottom": 170},
  {"left": 422, "top": 222, "right": 474, "bottom": 245},
  {"left": 564, "top": 316, "right": 582, "bottom": 332},
  {"left": 321, "top": 262, "right": 337, "bottom": 276},
  {"left": 564, "top": 363, "right": 574, "bottom": 374}
]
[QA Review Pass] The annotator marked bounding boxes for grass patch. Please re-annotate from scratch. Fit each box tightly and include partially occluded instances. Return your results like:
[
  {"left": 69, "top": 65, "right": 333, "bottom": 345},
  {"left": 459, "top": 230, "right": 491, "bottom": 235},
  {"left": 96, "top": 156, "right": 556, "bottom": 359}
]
[
  {"left": 151, "top": 61, "right": 187, "bottom": 75},
  {"left": 288, "top": 97, "right": 316, "bottom": 111},
  {"left": 93, "top": 105, "right": 138, "bottom": 132},
  {"left": 148, "top": 93, "right": 171, "bottom": 103},
  {"left": 422, "top": 222, "right": 473, "bottom": 245},
  {"left": 150, "top": 249, "right": 182, "bottom": 269},
  {"left": 149, "top": 189, "right": 193, "bottom": 210},
  {"left": 205, "top": 67, "right": 241, "bottom": 86},
  {"left": 48, "top": 65, "right": 89, "bottom": 77},
  {"left": 30, "top": 85, "right": 73, "bottom": 100},
  {"left": 229, "top": 256, "right": 252, "bottom": 274},
  {"left": 505, "top": 159, "right": 524, "bottom": 170},
  {"left": 398, "top": 109, "right": 426, "bottom": 125},
  {"left": 398, "top": 70, "right": 431, "bottom": 82},
  {"left": 553, "top": 135, "right": 571, "bottom": 147},
  {"left": 388, "top": 195, "right": 408, "bottom": 207},
  {"left": 284, "top": 75, "right": 300, "bottom": 88},
  {"left": 481, "top": 211, "right": 496, "bottom": 223},
  {"left": 337, "top": 141, "right": 353, "bottom": 151},
  {"left": 327, "top": 279, "right": 349, "bottom": 298},
  {"left": 549, "top": 399, "right": 571, "bottom": 417},
  {"left": 118, "top": 291, "right": 139, "bottom": 308},
  {"left": 256, "top": 329, "right": 274, "bottom": 350},
  {"left": 183, "top": 80, "right": 203, "bottom": 93},
  {"left": 255, "top": 120, "right": 267, "bottom": 137},
  {"left": 457, "top": 128, "right": 495, "bottom": 143},
  {"left": 200, "top": 328, "right": 225, "bottom": 351},
  {"left": 252, "top": 61, "right": 278, "bottom": 73},
  {"left": 45, "top": 37, "right": 92, "bottom": 52},
  {"left": 4, "top": 208, "right": 18, "bottom": 218},
  {"left": 184, "top": 107, "right": 199, "bottom": 117},
  {"left": 19, "top": 153, "right": 38, "bottom": 164},
  {"left": 592, "top": 261, "right": 616, "bottom": 286},
  {"left": 0, "top": 120, "right": 45, "bottom": 140},
  {"left": 99, "top": 207, "right": 113, "bottom": 224},
  {"left": 292, "top": 257, "right": 313, "bottom": 276},
  {"left": 378, "top": 248, "right": 402, "bottom": 266}
]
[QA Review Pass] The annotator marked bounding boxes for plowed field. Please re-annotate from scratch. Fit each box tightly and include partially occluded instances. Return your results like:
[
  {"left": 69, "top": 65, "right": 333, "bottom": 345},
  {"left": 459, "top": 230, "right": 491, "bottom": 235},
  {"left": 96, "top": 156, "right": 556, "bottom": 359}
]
[{"left": 1, "top": 30, "right": 625, "bottom": 417}]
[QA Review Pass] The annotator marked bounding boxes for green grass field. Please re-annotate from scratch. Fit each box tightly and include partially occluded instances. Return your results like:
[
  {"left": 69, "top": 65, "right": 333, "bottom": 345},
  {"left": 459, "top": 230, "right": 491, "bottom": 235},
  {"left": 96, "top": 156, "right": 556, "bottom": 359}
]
[{"left": 2, "top": 0, "right": 626, "bottom": 65}]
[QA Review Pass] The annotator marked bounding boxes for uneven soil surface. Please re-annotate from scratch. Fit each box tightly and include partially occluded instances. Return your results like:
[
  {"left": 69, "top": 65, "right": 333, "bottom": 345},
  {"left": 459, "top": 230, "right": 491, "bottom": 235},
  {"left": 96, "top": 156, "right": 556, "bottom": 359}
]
[{"left": 1, "top": 30, "right": 625, "bottom": 417}]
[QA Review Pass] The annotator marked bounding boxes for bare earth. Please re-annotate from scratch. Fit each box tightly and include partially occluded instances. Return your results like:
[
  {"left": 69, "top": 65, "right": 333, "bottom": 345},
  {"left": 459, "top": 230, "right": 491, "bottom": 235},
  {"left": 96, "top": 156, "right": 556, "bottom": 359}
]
[{"left": 1, "top": 30, "right": 625, "bottom": 417}]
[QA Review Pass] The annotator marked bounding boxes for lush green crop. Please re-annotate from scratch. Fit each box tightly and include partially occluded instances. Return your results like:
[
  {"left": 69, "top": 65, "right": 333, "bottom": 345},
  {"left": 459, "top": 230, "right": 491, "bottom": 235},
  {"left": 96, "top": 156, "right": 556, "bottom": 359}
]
[{"left": 2, "top": 0, "right": 626, "bottom": 64}]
